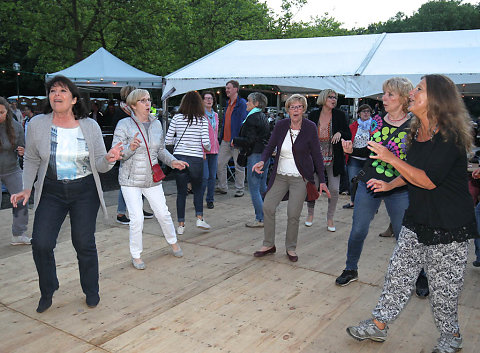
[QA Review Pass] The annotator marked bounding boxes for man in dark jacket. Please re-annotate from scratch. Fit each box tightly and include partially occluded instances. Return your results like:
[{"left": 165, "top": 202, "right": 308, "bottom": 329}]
[{"left": 216, "top": 80, "right": 247, "bottom": 197}]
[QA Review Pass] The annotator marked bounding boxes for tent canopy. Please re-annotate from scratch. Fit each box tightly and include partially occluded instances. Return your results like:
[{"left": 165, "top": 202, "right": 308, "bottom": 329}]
[
  {"left": 163, "top": 29, "right": 480, "bottom": 99},
  {"left": 46, "top": 47, "right": 162, "bottom": 89}
]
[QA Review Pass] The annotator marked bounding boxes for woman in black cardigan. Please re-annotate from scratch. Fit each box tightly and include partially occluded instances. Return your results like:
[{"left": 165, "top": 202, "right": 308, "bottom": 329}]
[
  {"left": 306, "top": 89, "right": 351, "bottom": 231},
  {"left": 233, "top": 92, "right": 271, "bottom": 228}
]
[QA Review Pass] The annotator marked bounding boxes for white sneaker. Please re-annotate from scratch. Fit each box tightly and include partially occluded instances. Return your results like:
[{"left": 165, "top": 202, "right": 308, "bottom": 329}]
[
  {"left": 196, "top": 218, "right": 211, "bottom": 230},
  {"left": 177, "top": 225, "right": 185, "bottom": 235},
  {"left": 11, "top": 235, "right": 32, "bottom": 245}
]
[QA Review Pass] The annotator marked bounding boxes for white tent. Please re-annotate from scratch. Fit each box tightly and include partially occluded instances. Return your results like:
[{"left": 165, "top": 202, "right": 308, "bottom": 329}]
[
  {"left": 163, "top": 29, "right": 480, "bottom": 99},
  {"left": 46, "top": 47, "right": 162, "bottom": 89}
]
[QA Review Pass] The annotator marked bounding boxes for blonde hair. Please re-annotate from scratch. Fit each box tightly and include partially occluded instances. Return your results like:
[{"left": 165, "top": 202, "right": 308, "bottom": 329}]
[
  {"left": 382, "top": 77, "right": 413, "bottom": 113},
  {"left": 126, "top": 89, "right": 149, "bottom": 107},
  {"left": 285, "top": 94, "right": 307, "bottom": 112},
  {"left": 317, "top": 89, "right": 337, "bottom": 105}
]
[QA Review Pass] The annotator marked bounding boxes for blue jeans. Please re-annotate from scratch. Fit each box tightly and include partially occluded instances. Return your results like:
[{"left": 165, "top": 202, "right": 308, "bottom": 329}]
[
  {"left": 347, "top": 158, "right": 366, "bottom": 203},
  {"left": 174, "top": 154, "right": 204, "bottom": 222},
  {"left": 345, "top": 181, "right": 409, "bottom": 271},
  {"left": 32, "top": 175, "right": 100, "bottom": 298},
  {"left": 474, "top": 203, "right": 480, "bottom": 261},
  {"left": 202, "top": 154, "right": 218, "bottom": 203},
  {"left": 117, "top": 189, "right": 127, "bottom": 214},
  {"left": 246, "top": 153, "right": 269, "bottom": 221}
]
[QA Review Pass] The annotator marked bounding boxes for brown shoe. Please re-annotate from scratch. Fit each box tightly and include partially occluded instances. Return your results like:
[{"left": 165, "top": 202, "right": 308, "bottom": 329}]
[
  {"left": 286, "top": 251, "right": 298, "bottom": 262},
  {"left": 379, "top": 223, "right": 394, "bottom": 237},
  {"left": 253, "top": 246, "right": 276, "bottom": 257}
]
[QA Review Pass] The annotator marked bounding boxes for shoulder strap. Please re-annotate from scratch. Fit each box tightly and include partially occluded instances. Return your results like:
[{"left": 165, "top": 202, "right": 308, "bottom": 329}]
[
  {"left": 130, "top": 117, "right": 154, "bottom": 169},
  {"left": 172, "top": 121, "right": 188, "bottom": 153},
  {"left": 383, "top": 118, "right": 410, "bottom": 142}
]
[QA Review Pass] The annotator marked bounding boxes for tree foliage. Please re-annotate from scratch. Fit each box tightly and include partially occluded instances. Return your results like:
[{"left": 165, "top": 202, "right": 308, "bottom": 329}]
[
  {"left": 365, "top": 0, "right": 480, "bottom": 33},
  {"left": 1, "top": 0, "right": 480, "bottom": 97}
]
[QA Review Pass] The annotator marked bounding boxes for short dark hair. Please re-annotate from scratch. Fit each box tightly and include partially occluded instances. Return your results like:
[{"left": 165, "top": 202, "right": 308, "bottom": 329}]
[
  {"left": 357, "top": 104, "right": 372, "bottom": 114},
  {"left": 201, "top": 90, "right": 216, "bottom": 108},
  {"left": 22, "top": 105, "right": 33, "bottom": 113},
  {"left": 226, "top": 80, "right": 239, "bottom": 89},
  {"left": 44, "top": 75, "right": 88, "bottom": 119},
  {"left": 178, "top": 91, "right": 205, "bottom": 125}
]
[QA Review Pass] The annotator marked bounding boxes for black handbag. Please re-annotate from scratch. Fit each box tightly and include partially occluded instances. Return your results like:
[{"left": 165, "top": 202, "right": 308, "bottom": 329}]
[{"left": 237, "top": 151, "right": 248, "bottom": 167}]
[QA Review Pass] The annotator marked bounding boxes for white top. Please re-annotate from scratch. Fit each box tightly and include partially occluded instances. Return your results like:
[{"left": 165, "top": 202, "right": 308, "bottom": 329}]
[
  {"left": 48, "top": 126, "right": 92, "bottom": 180},
  {"left": 165, "top": 114, "right": 210, "bottom": 158},
  {"left": 277, "top": 129, "right": 301, "bottom": 177},
  {"left": 352, "top": 127, "right": 371, "bottom": 161}
]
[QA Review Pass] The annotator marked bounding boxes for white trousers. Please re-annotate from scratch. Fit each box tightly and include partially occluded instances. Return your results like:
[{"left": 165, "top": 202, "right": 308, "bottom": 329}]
[{"left": 121, "top": 184, "right": 177, "bottom": 259}]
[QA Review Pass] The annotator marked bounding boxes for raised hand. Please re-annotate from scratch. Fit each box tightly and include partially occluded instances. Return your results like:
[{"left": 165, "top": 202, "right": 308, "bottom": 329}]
[
  {"left": 106, "top": 142, "right": 123, "bottom": 162},
  {"left": 130, "top": 132, "right": 142, "bottom": 151}
]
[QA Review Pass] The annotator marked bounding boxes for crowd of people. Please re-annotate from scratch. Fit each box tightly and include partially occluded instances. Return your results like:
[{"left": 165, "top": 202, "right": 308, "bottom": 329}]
[{"left": 3, "top": 73, "right": 480, "bottom": 353}]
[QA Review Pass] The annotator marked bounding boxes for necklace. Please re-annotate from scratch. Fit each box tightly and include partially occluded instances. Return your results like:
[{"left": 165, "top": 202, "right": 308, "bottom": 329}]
[
  {"left": 415, "top": 125, "right": 438, "bottom": 141},
  {"left": 387, "top": 113, "right": 408, "bottom": 122}
]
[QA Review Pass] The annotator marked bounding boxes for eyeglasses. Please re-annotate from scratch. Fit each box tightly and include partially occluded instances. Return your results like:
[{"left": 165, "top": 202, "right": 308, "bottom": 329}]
[
  {"left": 204, "top": 97, "right": 213, "bottom": 101},
  {"left": 289, "top": 105, "right": 304, "bottom": 111},
  {"left": 137, "top": 98, "right": 151, "bottom": 104},
  {"left": 327, "top": 96, "right": 337, "bottom": 100}
]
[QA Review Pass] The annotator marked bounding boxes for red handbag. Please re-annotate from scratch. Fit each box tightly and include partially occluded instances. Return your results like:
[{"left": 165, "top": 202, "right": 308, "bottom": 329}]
[
  {"left": 130, "top": 118, "right": 165, "bottom": 182},
  {"left": 306, "top": 181, "right": 319, "bottom": 201}
]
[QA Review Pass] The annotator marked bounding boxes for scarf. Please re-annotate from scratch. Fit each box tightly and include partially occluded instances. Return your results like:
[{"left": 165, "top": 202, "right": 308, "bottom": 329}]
[
  {"left": 244, "top": 107, "right": 262, "bottom": 124},
  {"left": 358, "top": 117, "right": 372, "bottom": 131},
  {"left": 205, "top": 109, "right": 216, "bottom": 129}
]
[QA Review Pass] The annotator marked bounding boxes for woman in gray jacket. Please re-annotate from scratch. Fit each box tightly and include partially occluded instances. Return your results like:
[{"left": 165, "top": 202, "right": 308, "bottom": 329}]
[
  {"left": 112, "top": 89, "right": 188, "bottom": 270},
  {"left": 0, "top": 96, "right": 30, "bottom": 245},
  {"left": 11, "top": 76, "right": 123, "bottom": 313}
]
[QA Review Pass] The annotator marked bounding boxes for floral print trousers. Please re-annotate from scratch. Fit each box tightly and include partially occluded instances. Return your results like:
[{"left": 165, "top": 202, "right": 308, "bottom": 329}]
[{"left": 372, "top": 226, "right": 469, "bottom": 335}]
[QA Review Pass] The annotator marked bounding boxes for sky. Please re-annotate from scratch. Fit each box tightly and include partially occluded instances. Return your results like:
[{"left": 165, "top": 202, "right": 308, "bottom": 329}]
[{"left": 265, "top": 0, "right": 477, "bottom": 29}]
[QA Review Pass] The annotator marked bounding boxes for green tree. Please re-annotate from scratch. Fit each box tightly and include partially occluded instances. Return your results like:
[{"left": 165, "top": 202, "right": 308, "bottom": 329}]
[{"left": 366, "top": 0, "right": 480, "bottom": 33}]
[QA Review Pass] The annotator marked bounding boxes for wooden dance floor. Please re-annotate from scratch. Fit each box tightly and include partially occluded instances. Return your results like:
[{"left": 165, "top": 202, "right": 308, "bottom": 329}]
[{"left": 1, "top": 180, "right": 479, "bottom": 352}]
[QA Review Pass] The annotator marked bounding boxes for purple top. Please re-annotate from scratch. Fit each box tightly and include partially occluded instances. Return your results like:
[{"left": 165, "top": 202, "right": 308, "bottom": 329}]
[{"left": 261, "top": 118, "right": 325, "bottom": 193}]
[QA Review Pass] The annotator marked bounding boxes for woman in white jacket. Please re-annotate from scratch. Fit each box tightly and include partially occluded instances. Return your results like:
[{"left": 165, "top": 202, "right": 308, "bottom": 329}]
[{"left": 112, "top": 89, "right": 188, "bottom": 270}]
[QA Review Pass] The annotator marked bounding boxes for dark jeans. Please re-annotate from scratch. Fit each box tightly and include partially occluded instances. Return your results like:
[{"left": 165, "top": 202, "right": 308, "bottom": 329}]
[
  {"left": 346, "top": 158, "right": 366, "bottom": 203},
  {"left": 32, "top": 175, "right": 100, "bottom": 298},
  {"left": 202, "top": 153, "right": 218, "bottom": 203},
  {"left": 475, "top": 203, "right": 480, "bottom": 261},
  {"left": 174, "top": 154, "right": 204, "bottom": 222},
  {"left": 345, "top": 181, "right": 409, "bottom": 271}
]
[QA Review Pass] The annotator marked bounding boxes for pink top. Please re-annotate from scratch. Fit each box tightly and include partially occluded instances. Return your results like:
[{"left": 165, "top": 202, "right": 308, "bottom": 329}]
[{"left": 206, "top": 111, "right": 219, "bottom": 154}]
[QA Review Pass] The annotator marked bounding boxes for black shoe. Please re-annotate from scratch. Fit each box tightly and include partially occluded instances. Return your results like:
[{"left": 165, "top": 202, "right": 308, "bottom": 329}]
[
  {"left": 207, "top": 202, "right": 214, "bottom": 209},
  {"left": 86, "top": 294, "right": 100, "bottom": 308},
  {"left": 342, "top": 203, "right": 354, "bottom": 209},
  {"left": 473, "top": 260, "right": 480, "bottom": 267},
  {"left": 143, "top": 210, "right": 154, "bottom": 219},
  {"left": 335, "top": 270, "right": 358, "bottom": 286},
  {"left": 415, "top": 271, "right": 429, "bottom": 298},
  {"left": 116, "top": 214, "right": 130, "bottom": 225},
  {"left": 36, "top": 296, "right": 53, "bottom": 313}
]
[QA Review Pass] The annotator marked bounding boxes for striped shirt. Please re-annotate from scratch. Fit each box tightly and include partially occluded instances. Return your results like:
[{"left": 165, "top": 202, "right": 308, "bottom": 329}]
[{"left": 165, "top": 114, "right": 211, "bottom": 158}]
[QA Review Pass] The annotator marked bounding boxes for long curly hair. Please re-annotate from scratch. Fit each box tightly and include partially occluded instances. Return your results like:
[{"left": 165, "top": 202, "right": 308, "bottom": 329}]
[
  {"left": 0, "top": 97, "right": 16, "bottom": 147},
  {"left": 407, "top": 75, "right": 472, "bottom": 152}
]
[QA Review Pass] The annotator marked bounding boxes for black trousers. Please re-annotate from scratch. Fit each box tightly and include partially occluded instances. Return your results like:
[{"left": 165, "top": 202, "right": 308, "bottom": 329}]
[{"left": 32, "top": 175, "right": 100, "bottom": 298}]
